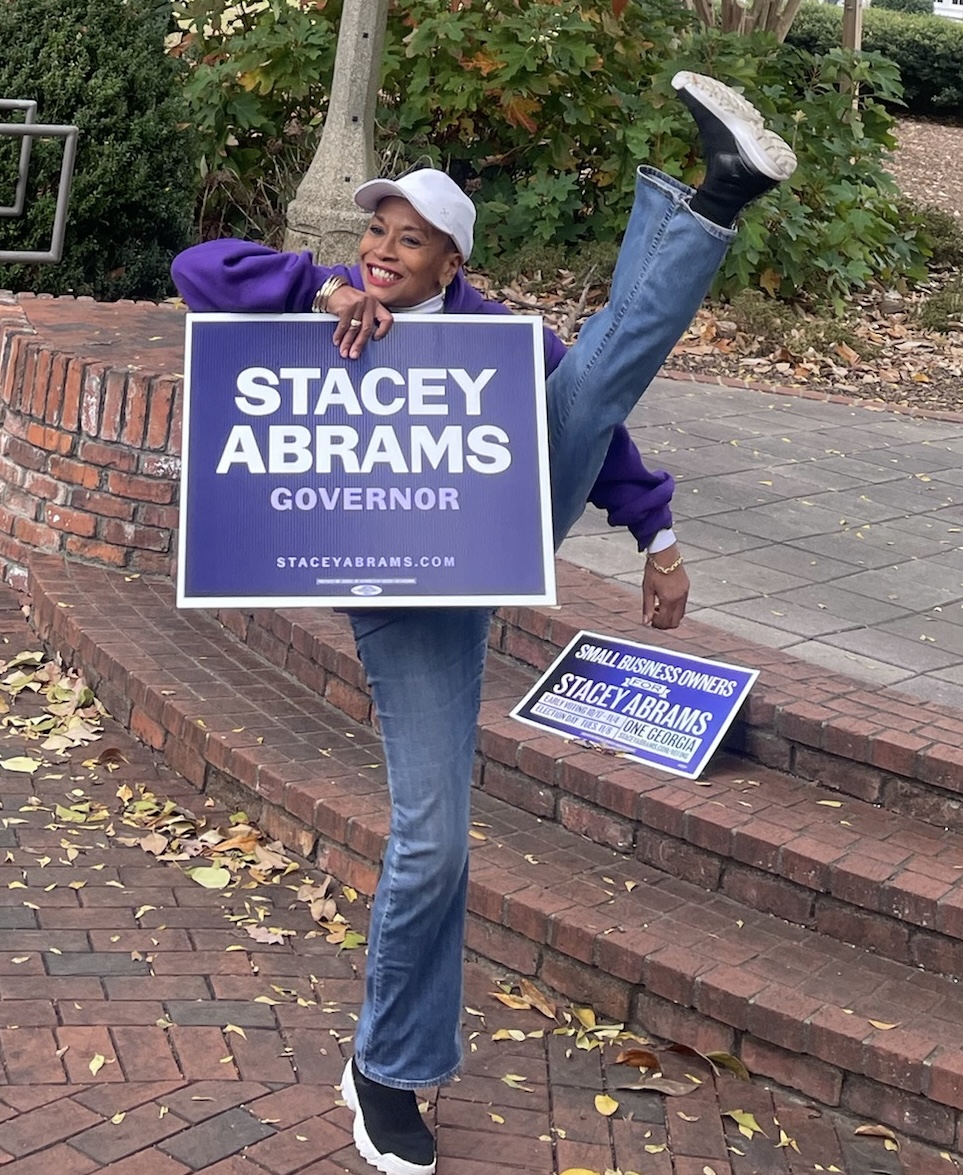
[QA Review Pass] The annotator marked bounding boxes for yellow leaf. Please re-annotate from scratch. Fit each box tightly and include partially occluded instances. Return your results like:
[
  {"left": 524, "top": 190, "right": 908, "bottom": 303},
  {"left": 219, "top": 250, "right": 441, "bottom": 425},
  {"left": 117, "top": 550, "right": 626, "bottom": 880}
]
[
  {"left": 594, "top": 1094, "right": 619, "bottom": 1117},
  {"left": 492, "top": 1028, "right": 526, "bottom": 1042},
  {"left": 817, "top": 800, "right": 842, "bottom": 807},
  {"left": 559, "top": 1170, "right": 602, "bottom": 1175},
  {"left": 224, "top": 1024, "right": 247, "bottom": 1039},
  {"left": 724, "top": 1109, "right": 767, "bottom": 1139},
  {"left": 488, "top": 1112, "right": 504, "bottom": 1124},
  {"left": 1, "top": 757, "right": 42, "bottom": 774},
  {"left": 868, "top": 1020, "right": 900, "bottom": 1030},
  {"left": 777, "top": 1128, "right": 801, "bottom": 1152},
  {"left": 644, "top": 1143, "right": 667, "bottom": 1153},
  {"left": 759, "top": 267, "right": 781, "bottom": 297},
  {"left": 855, "top": 1123, "right": 899, "bottom": 1147},
  {"left": 491, "top": 993, "right": 531, "bottom": 1011},
  {"left": 110, "top": 1112, "right": 125, "bottom": 1125},
  {"left": 89, "top": 1053, "right": 106, "bottom": 1076}
]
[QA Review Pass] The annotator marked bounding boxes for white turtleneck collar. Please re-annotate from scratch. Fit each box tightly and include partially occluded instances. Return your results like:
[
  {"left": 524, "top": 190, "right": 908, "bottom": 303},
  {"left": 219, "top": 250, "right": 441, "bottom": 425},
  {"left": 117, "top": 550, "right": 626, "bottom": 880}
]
[{"left": 395, "top": 291, "right": 445, "bottom": 316}]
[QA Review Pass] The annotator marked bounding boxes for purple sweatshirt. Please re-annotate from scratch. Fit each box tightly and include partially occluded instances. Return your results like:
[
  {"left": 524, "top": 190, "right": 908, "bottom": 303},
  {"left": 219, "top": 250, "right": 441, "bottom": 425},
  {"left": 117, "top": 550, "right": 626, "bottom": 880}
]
[{"left": 171, "top": 240, "right": 674, "bottom": 548}]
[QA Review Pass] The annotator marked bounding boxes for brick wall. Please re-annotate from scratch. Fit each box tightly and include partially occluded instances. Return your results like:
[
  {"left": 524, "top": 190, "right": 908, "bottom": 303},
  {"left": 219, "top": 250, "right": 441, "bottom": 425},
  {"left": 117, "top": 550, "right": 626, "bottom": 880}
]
[{"left": 0, "top": 293, "right": 183, "bottom": 589}]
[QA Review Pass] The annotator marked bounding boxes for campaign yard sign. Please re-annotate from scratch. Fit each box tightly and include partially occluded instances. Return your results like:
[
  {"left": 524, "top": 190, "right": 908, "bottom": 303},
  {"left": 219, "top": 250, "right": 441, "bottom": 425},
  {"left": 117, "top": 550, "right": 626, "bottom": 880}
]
[
  {"left": 178, "top": 314, "right": 555, "bottom": 608},
  {"left": 512, "top": 630, "right": 758, "bottom": 780}
]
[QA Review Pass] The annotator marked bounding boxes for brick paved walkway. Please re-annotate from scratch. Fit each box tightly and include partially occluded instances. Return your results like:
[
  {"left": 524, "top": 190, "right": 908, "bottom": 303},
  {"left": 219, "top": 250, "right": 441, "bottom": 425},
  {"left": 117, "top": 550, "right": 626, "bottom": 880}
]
[{"left": 0, "top": 588, "right": 953, "bottom": 1175}]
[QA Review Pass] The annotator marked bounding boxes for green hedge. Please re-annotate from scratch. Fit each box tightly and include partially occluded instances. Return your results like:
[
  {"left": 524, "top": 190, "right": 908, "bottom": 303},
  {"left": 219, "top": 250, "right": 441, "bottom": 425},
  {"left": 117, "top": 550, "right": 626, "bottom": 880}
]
[
  {"left": 788, "top": 2, "right": 963, "bottom": 115},
  {"left": 0, "top": 0, "right": 197, "bottom": 299},
  {"left": 874, "top": 0, "right": 933, "bottom": 14}
]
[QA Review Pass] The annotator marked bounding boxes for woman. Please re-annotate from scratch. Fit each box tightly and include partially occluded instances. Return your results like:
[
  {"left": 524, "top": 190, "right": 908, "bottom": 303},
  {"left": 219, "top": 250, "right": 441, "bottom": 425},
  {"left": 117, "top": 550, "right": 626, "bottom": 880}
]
[{"left": 174, "top": 71, "right": 795, "bottom": 1175}]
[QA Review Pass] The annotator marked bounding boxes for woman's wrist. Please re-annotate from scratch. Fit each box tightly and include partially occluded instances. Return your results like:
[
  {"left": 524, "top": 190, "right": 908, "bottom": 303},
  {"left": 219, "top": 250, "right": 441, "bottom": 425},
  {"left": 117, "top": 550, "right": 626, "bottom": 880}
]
[{"left": 646, "top": 543, "right": 684, "bottom": 575}]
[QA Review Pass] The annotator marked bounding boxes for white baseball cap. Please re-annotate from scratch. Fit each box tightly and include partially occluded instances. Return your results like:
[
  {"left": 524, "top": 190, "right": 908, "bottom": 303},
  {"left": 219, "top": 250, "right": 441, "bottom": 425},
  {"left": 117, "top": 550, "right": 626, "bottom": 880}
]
[{"left": 353, "top": 168, "right": 475, "bottom": 261}]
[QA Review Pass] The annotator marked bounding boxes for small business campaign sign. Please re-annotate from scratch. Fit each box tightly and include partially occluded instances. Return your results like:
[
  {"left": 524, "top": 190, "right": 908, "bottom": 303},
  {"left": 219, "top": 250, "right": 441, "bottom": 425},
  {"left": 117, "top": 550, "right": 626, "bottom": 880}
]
[
  {"left": 178, "top": 314, "right": 555, "bottom": 608},
  {"left": 511, "top": 630, "right": 758, "bottom": 780}
]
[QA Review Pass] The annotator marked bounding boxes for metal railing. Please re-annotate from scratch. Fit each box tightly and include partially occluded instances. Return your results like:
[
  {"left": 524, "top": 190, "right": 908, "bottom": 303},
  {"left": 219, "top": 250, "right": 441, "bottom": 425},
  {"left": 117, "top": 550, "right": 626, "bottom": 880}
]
[{"left": 0, "top": 99, "right": 79, "bottom": 264}]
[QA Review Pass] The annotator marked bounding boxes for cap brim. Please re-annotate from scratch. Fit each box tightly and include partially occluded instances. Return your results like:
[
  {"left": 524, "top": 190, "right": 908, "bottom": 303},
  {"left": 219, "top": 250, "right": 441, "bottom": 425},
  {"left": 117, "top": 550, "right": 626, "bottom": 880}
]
[{"left": 353, "top": 179, "right": 408, "bottom": 213}]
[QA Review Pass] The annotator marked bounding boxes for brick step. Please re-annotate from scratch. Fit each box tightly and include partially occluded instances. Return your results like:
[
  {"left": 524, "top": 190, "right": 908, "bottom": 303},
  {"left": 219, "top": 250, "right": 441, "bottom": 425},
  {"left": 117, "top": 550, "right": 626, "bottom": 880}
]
[
  {"left": 201, "top": 590, "right": 963, "bottom": 981},
  {"left": 499, "top": 562, "right": 963, "bottom": 829},
  {"left": 23, "top": 557, "right": 963, "bottom": 1150},
  {"left": 27, "top": 557, "right": 963, "bottom": 977},
  {"left": 223, "top": 562, "right": 963, "bottom": 837}
]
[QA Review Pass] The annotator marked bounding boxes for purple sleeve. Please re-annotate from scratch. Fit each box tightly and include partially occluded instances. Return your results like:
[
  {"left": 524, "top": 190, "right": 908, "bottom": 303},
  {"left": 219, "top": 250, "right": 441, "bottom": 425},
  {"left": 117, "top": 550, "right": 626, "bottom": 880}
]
[
  {"left": 588, "top": 424, "right": 674, "bottom": 551},
  {"left": 170, "top": 238, "right": 355, "bottom": 313}
]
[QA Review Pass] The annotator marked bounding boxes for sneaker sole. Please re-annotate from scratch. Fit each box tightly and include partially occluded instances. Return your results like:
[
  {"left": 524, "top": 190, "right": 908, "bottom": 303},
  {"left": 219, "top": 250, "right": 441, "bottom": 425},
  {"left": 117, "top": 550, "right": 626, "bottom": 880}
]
[
  {"left": 341, "top": 1059, "right": 437, "bottom": 1175},
  {"left": 671, "top": 70, "right": 797, "bottom": 182}
]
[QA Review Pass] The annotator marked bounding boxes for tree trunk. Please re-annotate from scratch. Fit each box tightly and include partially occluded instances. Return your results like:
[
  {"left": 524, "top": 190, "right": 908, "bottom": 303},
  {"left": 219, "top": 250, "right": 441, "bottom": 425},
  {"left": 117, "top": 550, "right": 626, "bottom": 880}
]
[{"left": 681, "top": 0, "right": 805, "bottom": 42}]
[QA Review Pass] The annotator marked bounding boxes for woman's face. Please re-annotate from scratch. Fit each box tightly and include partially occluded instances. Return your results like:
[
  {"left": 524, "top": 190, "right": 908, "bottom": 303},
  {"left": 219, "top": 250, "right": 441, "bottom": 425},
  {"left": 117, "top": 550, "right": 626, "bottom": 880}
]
[{"left": 358, "top": 197, "right": 462, "bottom": 308}]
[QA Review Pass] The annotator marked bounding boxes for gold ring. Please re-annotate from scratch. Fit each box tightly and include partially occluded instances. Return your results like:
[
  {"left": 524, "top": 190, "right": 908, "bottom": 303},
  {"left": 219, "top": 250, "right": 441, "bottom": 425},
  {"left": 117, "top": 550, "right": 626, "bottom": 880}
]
[{"left": 349, "top": 318, "right": 363, "bottom": 328}]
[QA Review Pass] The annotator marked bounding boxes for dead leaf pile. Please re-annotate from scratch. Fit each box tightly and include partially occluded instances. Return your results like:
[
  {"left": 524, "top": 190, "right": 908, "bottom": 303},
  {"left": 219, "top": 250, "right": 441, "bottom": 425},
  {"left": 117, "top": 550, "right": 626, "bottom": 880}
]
[
  {"left": 666, "top": 287, "right": 963, "bottom": 413},
  {"left": 0, "top": 651, "right": 107, "bottom": 755},
  {"left": 116, "top": 784, "right": 366, "bottom": 950}
]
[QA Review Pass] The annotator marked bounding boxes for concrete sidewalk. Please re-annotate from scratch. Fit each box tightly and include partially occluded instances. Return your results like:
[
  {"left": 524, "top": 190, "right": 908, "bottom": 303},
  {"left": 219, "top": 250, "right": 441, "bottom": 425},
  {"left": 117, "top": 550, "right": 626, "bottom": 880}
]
[{"left": 562, "top": 378, "right": 963, "bottom": 710}]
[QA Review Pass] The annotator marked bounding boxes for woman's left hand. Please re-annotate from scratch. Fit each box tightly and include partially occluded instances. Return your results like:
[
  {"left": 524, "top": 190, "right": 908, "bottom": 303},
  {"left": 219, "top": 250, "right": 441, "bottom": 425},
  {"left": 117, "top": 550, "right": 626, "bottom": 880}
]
[
  {"left": 327, "top": 284, "right": 394, "bottom": 360},
  {"left": 641, "top": 544, "right": 689, "bottom": 629}
]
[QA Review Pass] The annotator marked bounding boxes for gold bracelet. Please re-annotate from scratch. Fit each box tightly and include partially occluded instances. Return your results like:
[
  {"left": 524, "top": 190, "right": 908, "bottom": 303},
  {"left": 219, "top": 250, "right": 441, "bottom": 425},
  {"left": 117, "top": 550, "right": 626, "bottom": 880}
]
[
  {"left": 646, "top": 552, "right": 684, "bottom": 575},
  {"left": 311, "top": 275, "right": 346, "bottom": 314}
]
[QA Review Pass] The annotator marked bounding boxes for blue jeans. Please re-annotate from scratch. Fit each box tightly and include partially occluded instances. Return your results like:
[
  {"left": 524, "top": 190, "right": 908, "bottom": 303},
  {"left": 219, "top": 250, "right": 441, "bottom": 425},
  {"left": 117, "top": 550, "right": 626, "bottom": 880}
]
[{"left": 350, "top": 168, "right": 733, "bottom": 1089}]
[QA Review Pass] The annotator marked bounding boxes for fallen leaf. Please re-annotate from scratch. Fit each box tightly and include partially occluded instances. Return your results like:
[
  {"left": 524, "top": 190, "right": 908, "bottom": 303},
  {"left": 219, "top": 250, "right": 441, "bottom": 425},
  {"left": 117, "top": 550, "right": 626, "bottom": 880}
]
[
  {"left": 855, "top": 1123, "right": 899, "bottom": 1148},
  {"left": 492, "top": 1028, "right": 527, "bottom": 1042},
  {"left": 724, "top": 1109, "right": 767, "bottom": 1139},
  {"left": 706, "top": 1051, "right": 751, "bottom": 1082},
  {"left": 0, "top": 757, "right": 42, "bottom": 774},
  {"left": 777, "top": 1128, "right": 801, "bottom": 1152},
  {"left": 868, "top": 1020, "right": 901, "bottom": 1030},
  {"left": 185, "top": 865, "right": 231, "bottom": 889},
  {"left": 89, "top": 1053, "right": 106, "bottom": 1076},
  {"left": 247, "top": 925, "right": 285, "bottom": 945},
  {"left": 617, "top": 1077, "right": 697, "bottom": 1096},
  {"left": 594, "top": 1094, "right": 619, "bottom": 1116},
  {"left": 139, "top": 832, "right": 168, "bottom": 855},
  {"left": 615, "top": 1047, "right": 660, "bottom": 1070},
  {"left": 518, "top": 978, "right": 556, "bottom": 1020}
]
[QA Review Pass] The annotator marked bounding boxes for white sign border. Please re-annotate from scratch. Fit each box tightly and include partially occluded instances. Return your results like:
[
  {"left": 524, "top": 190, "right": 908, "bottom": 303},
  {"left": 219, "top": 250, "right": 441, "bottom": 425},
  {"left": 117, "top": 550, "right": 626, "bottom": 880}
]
[
  {"left": 510, "top": 628, "right": 760, "bottom": 781},
  {"left": 177, "top": 312, "right": 557, "bottom": 609}
]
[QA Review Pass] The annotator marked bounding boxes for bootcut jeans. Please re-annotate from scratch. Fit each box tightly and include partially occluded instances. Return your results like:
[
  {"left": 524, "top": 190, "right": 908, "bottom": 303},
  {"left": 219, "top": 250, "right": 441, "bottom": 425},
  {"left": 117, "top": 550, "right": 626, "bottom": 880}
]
[{"left": 349, "top": 168, "right": 734, "bottom": 1089}]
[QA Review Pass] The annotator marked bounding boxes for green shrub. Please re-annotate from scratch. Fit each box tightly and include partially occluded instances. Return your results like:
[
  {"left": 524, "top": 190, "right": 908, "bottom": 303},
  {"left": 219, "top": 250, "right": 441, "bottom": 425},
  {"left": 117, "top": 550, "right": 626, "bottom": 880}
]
[
  {"left": 176, "top": 0, "right": 929, "bottom": 306},
  {"left": 173, "top": 0, "right": 340, "bottom": 243},
  {"left": 874, "top": 0, "right": 934, "bottom": 15},
  {"left": 788, "top": 2, "right": 963, "bottom": 115},
  {"left": 915, "top": 276, "right": 963, "bottom": 332},
  {"left": 379, "top": 0, "right": 698, "bottom": 261},
  {"left": 898, "top": 200, "right": 963, "bottom": 269},
  {"left": 0, "top": 0, "right": 197, "bottom": 300}
]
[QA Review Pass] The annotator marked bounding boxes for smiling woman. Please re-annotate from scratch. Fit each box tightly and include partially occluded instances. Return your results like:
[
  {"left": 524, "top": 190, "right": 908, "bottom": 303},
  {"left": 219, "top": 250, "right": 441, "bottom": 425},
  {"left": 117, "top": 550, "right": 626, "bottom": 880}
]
[{"left": 172, "top": 74, "right": 797, "bottom": 1175}]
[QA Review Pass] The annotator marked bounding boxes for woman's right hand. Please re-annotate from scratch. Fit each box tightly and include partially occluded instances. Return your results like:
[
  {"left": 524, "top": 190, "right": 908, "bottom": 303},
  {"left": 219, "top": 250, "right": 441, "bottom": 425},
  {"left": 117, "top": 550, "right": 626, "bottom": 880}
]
[{"left": 326, "top": 284, "right": 394, "bottom": 360}]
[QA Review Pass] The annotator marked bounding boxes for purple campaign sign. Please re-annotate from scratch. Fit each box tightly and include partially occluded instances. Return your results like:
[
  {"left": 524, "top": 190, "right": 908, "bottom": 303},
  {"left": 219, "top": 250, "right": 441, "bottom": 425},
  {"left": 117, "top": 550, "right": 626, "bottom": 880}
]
[
  {"left": 178, "top": 314, "right": 555, "bottom": 607},
  {"left": 511, "top": 630, "right": 758, "bottom": 780}
]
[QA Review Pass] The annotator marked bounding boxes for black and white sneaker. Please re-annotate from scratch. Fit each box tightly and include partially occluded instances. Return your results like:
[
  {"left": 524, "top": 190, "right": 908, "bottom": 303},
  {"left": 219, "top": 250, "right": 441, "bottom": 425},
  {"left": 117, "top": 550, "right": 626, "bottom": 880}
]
[
  {"left": 672, "top": 71, "right": 797, "bottom": 205},
  {"left": 341, "top": 1058, "right": 436, "bottom": 1175}
]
